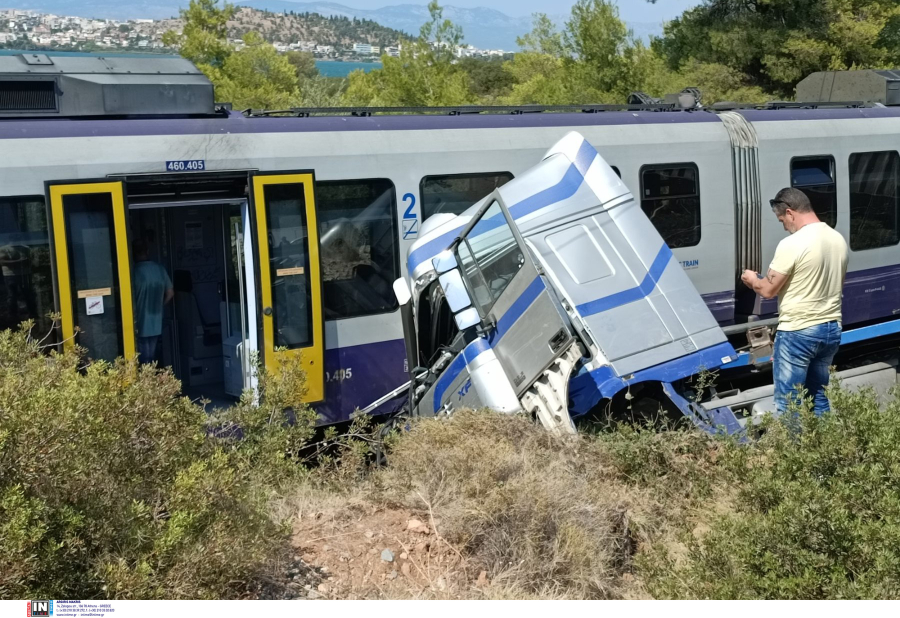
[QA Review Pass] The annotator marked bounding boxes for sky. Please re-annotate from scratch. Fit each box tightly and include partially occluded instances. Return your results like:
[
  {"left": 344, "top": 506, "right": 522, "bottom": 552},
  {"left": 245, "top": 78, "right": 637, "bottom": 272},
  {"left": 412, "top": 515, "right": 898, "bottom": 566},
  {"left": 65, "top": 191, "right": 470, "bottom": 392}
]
[{"left": 332, "top": 0, "right": 703, "bottom": 20}]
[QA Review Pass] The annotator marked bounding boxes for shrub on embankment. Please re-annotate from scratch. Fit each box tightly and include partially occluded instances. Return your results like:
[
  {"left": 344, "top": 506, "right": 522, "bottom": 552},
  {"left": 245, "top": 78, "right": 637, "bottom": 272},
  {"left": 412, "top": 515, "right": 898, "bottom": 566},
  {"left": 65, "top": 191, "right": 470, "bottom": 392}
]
[
  {"left": 0, "top": 324, "right": 316, "bottom": 599},
  {"left": 3, "top": 319, "right": 900, "bottom": 599},
  {"left": 374, "top": 386, "right": 900, "bottom": 599}
]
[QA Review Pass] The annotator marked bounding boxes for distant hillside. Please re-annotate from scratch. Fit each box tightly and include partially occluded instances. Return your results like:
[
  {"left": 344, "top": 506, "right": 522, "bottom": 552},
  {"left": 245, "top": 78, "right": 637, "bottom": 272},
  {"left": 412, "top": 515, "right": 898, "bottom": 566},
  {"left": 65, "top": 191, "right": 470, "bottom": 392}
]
[
  {"left": 228, "top": 6, "right": 410, "bottom": 47},
  {"left": 0, "top": 1, "right": 664, "bottom": 51}
]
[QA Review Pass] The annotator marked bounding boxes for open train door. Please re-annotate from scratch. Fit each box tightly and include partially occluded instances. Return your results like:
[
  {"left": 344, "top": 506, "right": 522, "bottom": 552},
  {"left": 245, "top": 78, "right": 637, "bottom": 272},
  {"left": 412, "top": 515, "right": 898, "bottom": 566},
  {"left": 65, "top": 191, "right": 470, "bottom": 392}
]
[
  {"left": 46, "top": 180, "right": 136, "bottom": 362},
  {"left": 249, "top": 171, "right": 325, "bottom": 403}
]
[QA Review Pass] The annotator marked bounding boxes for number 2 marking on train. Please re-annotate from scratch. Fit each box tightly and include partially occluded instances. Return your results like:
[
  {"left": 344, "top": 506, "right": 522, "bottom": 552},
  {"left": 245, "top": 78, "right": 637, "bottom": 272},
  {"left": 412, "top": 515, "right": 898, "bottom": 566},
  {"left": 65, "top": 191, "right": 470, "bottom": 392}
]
[{"left": 402, "top": 193, "right": 418, "bottom": 239}]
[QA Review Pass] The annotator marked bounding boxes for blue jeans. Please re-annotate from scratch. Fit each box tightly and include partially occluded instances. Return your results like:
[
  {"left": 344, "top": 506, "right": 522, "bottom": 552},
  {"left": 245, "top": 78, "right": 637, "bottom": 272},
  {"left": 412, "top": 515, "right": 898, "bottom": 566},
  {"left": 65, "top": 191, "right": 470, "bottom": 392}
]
[
  {"left": 773, "top": 321, "right": 841, "bottom": 415},
  {"left": 138, "top": 336, "right": 160, "bottom": 365}
]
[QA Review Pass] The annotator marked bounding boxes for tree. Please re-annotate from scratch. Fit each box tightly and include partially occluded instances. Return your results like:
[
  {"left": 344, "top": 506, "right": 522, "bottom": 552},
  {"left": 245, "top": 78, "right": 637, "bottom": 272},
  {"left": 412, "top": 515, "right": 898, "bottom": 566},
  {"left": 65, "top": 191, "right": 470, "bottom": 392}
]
[
  {"left": 342, "top": 1, "right": 474, "bottom": 107},
  {"left": 285, "top": 50, "right": 318, "bottom": 80},
  {"left": 162, "top": 0, "right": 234, "bottom": 67},
  {"left": 653, "top": 0, "right": 900, "bottom": 98},
  {"left": 207, "top": 32, "right": 300, "bottom": 110},
  {"left": 500, "top": 1, "right": 769, "bottom": 106},
  {"left": 501, "top": 2, "right": 662, "bottom": 105}
]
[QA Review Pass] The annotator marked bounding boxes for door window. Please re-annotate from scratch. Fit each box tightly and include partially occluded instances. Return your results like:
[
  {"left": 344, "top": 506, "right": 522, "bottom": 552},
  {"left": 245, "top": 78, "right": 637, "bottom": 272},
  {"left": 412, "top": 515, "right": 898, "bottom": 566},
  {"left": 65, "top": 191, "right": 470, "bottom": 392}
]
[
  {"left": 263, "top": 183, "right": 313, "bottom": 349},
  {"left": 62, "top": 193, "right": 127, "bottom": 361},
  {"left": 459, "top": 201, "right": 524, "bottom": 316}
]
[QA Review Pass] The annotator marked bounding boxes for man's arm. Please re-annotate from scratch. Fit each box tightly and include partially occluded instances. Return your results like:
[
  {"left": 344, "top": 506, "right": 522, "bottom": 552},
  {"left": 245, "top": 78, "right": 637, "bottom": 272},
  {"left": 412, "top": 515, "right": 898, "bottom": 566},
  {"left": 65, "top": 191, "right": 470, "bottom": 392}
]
[
  {"left": 741, "top": 268, "right": 788, "bottom": 300},
  {"left": 164, "top": 287, "right": 174, "bottom": 305}
]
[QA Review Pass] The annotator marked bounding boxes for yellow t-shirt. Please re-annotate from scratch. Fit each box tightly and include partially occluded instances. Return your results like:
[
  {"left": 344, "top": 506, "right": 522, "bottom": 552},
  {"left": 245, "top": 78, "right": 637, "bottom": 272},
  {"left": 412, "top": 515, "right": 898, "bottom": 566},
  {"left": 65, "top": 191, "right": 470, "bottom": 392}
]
[{"left": 769, "top": 222, "right": 849, "bottom": 332}]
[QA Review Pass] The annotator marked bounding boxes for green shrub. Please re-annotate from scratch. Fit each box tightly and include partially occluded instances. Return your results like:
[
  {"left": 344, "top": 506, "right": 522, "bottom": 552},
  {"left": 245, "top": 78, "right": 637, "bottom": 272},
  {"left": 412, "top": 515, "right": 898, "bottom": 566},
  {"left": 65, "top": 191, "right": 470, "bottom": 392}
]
[
  {"left": 641, "top": 384, "right": 900, "bottom": 599},
  {"left": 0, "top": 325, "right": 316, "bottom": 599}
]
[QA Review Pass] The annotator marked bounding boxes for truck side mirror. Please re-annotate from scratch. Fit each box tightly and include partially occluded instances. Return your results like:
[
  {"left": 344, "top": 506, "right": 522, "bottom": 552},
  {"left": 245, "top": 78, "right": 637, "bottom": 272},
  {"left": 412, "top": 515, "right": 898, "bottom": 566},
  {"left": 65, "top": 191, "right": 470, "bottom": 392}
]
[{"left": 432, "top": 250, "right": 480, "bottom": 330}]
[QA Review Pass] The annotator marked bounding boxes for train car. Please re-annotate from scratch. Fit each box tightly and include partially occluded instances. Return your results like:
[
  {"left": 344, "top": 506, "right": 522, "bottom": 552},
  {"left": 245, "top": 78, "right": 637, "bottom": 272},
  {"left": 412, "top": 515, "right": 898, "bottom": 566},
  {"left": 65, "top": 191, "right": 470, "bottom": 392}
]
[{"left": 2, "top": 52, "right": 899, "bottom": 424}]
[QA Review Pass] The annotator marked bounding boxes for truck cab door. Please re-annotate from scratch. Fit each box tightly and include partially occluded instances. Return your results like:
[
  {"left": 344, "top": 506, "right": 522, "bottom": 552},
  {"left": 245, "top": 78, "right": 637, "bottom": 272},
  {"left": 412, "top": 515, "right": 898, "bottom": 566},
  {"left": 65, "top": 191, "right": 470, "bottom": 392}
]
[{"left": 447, "top": 196, "right": 574, "bottom": 397}]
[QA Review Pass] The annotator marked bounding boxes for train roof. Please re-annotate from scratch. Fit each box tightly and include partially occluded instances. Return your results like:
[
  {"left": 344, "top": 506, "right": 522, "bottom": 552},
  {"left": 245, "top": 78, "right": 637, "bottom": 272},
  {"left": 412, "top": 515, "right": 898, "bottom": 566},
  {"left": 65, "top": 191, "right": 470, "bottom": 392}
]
[{"left": 2, "top": 104, "right": 900, "bottom": 141}]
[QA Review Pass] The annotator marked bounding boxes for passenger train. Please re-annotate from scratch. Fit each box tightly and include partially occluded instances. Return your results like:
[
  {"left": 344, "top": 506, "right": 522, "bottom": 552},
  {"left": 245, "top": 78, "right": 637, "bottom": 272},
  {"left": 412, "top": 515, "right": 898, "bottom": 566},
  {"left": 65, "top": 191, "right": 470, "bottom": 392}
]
[{"left": 2, "top": 52, "right": 900, "bottom": 423}]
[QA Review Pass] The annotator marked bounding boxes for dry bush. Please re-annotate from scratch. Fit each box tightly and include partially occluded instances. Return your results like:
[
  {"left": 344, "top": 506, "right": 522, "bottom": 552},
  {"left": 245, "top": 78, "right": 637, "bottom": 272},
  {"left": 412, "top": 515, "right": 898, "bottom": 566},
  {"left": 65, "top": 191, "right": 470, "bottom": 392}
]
[{"left": 374, "top": 409, "right": 723, "bottom": 599}]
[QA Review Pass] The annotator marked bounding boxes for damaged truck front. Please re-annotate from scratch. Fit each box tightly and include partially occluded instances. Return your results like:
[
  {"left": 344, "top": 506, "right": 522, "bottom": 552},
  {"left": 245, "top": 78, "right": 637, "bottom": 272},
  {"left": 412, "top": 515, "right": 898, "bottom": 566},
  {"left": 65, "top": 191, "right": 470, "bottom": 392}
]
[{"left": 391, "top": 132, "right": 744, "bottom": 435}]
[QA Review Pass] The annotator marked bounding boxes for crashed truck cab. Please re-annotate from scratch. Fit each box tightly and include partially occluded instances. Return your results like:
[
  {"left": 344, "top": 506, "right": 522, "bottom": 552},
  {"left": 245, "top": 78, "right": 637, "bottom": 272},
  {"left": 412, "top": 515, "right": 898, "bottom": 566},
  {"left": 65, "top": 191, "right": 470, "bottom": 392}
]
[{"left": 396, "top": 132, "right": 742, "bottom": 435}]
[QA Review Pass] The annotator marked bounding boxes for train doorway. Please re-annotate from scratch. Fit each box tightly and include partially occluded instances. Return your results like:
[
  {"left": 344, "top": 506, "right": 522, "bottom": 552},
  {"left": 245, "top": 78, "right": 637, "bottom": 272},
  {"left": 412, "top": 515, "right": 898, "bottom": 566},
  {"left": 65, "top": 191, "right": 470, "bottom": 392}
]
[
  {"left": 46, "top": 171, "right": 326, "bottom": 406},
  {"left": 129, "top": 200, "right": 254, "bottom": 406}
]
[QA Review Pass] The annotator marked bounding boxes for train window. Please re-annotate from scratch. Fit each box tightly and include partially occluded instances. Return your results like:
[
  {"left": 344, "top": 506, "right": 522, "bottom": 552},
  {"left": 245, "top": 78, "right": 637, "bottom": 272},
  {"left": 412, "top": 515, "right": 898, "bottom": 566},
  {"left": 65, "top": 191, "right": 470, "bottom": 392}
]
[
  {"left": 791, "top": 156, "right": 837, "bottom": 228},
  {"left": 316, "top": 179, "right": 399, "bottom": 320},
  {"left": 610, "top": 166, "right": 621, "bottom": 178},
  {"left": 0, "top": 196, "right": 54, "bottom": 338},
  {"left": 849, "top": 151, "right": 900, "bottom": 251},
  {"left": 639, "top": 164, "right": 701, "bottom": 248},
  {"left": 420, "top": 172, "right": 513, "bottom": 220}
]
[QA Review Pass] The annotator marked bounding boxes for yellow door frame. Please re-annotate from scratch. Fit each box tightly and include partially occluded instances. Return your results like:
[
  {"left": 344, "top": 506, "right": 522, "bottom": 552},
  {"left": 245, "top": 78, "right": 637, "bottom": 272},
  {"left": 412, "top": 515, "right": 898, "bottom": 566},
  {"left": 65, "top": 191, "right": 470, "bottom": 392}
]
[
  {"left": 47, "top": 181, "right": 135, "bottom": 359},
  {"left": 251, "top": 172, "right": 325, "bottom": 403}
]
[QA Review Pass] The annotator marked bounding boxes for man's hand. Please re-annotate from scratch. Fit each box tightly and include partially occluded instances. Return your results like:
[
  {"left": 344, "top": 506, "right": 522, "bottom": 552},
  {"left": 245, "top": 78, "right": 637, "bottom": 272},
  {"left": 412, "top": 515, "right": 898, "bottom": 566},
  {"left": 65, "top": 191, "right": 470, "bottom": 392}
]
[
  {"left": 741, "top": 268, "right": 788, "bottom": 300},
  {"left": 740, "top": 269, "right": 759, "bottom": 290}
]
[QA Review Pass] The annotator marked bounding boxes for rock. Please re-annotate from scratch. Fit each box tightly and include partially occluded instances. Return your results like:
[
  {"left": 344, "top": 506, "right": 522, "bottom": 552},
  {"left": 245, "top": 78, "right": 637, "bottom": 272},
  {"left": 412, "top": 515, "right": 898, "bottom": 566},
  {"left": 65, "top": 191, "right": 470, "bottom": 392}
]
[
  {"left": 388, "top": 570, "right": 398, "bottom": 580},
  {"left": 318, "top": 583, "right": 329, "bottom": 593},
  {"left": 400, "top": 552, "right": 408, "bottom": 560},
  {"left": 364, "top": 529, "right": 375, "bottom": 539},
  {"left": 406, "top": 518, "right": 430, "bottom": 534},
  {"left": 368, "top": 548, "right": 378, "bottom": 555},
  {"left": 304, "top": 584, "right": 312, "bottom": 591},
  {"left": 414, "top": 541, "right": 429, "bottom": 553},
  {"left": 301, "top": 553, "right": 315, "bottom": 563},
  {"left": 476, "top": 571, "right": 489, "bottom": 587},
  {"left": 307, "top": 590, "right": 321, "bottom": 600},
  {"left": 436, "top": 576, "right": 447, "bottom": 591},
  {"left": 381, "top": 549, "right": 394, "bottom": 562},
  {"left": 401, "top": 562, "right": 411, "bottom": 577}
]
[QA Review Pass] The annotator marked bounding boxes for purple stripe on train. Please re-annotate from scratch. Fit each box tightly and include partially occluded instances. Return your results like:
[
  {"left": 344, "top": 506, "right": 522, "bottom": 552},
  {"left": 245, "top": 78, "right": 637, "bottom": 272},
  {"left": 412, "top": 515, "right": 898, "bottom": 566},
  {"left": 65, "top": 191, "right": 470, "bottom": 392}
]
[
  {"left": 701, "top": 290, "right": 735, "bottom": 324},
  {"left": 843, "top": 264, "right": 900, "bottom": 326},
  {"left": 315, "top": 338, "right": 407, "bottom": 425},
  {"left": 704, "top": 265, "right": 900, "bottom": 330}
]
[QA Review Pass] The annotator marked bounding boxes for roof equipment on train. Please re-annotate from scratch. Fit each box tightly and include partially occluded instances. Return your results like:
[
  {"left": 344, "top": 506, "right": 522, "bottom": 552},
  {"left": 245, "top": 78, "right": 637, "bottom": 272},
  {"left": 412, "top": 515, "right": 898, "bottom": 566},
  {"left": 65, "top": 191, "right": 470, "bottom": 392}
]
[
  {"left": 798, "top": 69, "right": 900, "bottom": 106},
  {"left": 0, "top": 53, "right": 216, "bottom": 118}
]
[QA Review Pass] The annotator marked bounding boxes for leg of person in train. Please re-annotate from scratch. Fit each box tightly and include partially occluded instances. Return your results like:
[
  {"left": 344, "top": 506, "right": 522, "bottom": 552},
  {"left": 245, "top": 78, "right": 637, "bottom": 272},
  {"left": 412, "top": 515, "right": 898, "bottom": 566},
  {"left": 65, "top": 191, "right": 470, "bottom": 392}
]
[{"left": 138, "top": 335, "right": 160, "bottom": 365}]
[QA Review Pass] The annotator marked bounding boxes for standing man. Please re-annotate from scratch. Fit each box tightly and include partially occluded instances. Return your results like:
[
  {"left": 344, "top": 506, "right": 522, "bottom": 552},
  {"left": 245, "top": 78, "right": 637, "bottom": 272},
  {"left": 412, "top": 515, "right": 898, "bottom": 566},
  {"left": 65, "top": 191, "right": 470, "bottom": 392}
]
[
  {"left": 740, "top": 187, "right": 849, "bottom": 415},
  {"left": 133, "top": 238, "right": 173, "bottom": 364}
]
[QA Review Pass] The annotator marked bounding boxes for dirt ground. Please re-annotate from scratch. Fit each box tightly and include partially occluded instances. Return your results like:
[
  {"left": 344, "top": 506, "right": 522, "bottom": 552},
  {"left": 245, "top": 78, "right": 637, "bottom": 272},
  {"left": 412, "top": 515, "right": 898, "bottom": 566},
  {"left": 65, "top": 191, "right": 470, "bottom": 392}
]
[{"left": 287, "top": 502, "right": 486, "bottom": 600}]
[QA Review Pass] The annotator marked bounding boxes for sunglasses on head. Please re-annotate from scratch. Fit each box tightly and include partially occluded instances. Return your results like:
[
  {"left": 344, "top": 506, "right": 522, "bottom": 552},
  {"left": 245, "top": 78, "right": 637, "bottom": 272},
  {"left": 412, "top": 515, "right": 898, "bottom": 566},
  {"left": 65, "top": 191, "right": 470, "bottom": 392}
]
[{"left": 770, "top": 199, "right": 789, "bottom": 209}]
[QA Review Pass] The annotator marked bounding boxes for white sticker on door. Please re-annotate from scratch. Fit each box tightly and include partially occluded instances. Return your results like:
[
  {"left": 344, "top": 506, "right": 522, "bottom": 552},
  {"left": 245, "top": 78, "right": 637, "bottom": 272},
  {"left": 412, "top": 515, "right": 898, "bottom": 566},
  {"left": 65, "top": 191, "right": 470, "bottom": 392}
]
[{"left": 86, "top": 296, "right": 104, "bottom": 315}]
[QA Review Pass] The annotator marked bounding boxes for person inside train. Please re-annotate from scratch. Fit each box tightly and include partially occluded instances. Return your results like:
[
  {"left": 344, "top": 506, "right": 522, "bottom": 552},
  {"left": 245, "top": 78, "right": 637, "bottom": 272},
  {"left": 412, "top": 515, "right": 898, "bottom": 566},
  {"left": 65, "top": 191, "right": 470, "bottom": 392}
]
[
  {"left": 133, "top": 238, "right": 174, "bottom": 364},
  {"left": 740, "top": 187, "right": 849, "bottom": 417}
]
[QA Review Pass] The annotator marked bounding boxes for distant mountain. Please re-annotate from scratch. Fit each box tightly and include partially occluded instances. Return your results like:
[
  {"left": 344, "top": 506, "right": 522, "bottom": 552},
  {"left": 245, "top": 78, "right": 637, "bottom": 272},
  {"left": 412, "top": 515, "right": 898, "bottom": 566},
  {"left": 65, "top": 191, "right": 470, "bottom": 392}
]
[{"left": 0, "top": 1, "right": 664, "bottom": 51}]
